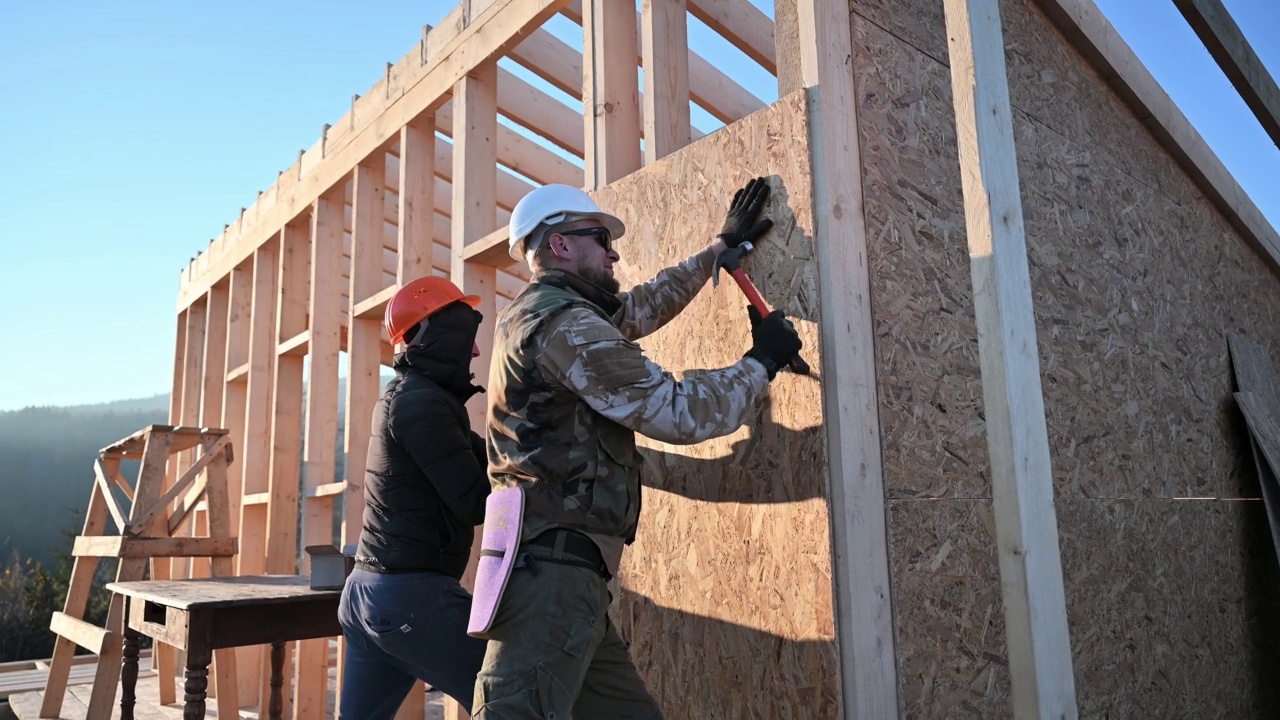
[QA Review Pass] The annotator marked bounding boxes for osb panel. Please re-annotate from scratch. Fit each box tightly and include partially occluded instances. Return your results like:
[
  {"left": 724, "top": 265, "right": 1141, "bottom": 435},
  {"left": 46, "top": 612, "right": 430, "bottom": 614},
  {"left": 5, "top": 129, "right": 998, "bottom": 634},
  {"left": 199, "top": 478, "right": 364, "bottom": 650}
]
[
  {"left": 851, "top": 0, "right": 1189, "bottom": 210},
  {"left": 1059, "top": 498, "right": 1280, "bottom": 718},
  {"left": 855, "top": 1, "right": 1280, "bottom": 716},
  {"left": 854, "top": 11, "right": 1280, "bottom": 501},
  {"left": 888, "top": 499, "right": 1008, "bottom": 717},
  {"left": 593, "top": 91, "right": 840, "bottom": 718},
  {"left": 891, "top": 498, "right": 1280, "bottom": 719}
]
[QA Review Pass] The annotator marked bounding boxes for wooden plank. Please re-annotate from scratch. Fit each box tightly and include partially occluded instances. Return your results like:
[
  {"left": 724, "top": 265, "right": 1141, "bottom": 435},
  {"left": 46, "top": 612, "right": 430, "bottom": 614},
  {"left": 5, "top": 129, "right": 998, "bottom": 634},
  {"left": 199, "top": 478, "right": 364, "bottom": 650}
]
[
  {"left": 266, "top": 219, "right": 308, "bottom": 577},
  {"left": 70, "top": 536, "right": 237, "bottom": 559},
  {"left": 451, "top": 64, "right": 500, "bottom": 430},
  {"left": 448, "top": 65, "right": 497, "bottom": 720},
  {"left": 202, "top": 281, "right": 230, "bottom": 437},
  {"left": 583, "top": 0, "right": 642, "bottom": 189},
  {"left": 773, "top": 0, "right": 804, "bottom": 95},
  {"left": 353, "top": 286, "right": 397, "bottom": 319},
  {"left": 642, "top": 0, "right": 691, "bottom": 164},
  {"left": 239, "top": 239, "right": 279, "bottom": 579},
  {"left": 1173, "top": 0, "right": 1280, "bottom": 148},
  {"left": 462, "top": 226, "right": 513, "bottom": 267},
  {"left": 397, "top": 117, "right": 436, "bottom": 284},
  {"left": 92, "top": 459, "right": 127, "bottom": 534},
  {"left": 164, "top": 472, "right": 209, "bottom": 536},
  {"left": 176, "top": 0, "right": 574, "bottom": 311},
  {"left": 1031, "top": 0, "right": 1280, "bottom": 272},
  {"left": 688, "top": 0, "right": 777, "bottom": 74},
  {"left": 795, "top": 0, "right": 899, "bottom": 715},
  {"left": 48, "top": 614, "right": 108, "bottom": 655},
  {"left": 943, "top": 0, "right": 1077, "bottom": 715}
]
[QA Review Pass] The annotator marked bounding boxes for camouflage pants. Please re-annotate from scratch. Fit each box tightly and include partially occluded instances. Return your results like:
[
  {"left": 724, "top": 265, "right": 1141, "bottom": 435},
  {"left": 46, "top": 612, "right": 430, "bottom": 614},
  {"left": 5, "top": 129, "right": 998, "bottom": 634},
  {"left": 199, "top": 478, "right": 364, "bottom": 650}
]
[{"left": 472, "top": 549, "right": 662, "bottom": 720}]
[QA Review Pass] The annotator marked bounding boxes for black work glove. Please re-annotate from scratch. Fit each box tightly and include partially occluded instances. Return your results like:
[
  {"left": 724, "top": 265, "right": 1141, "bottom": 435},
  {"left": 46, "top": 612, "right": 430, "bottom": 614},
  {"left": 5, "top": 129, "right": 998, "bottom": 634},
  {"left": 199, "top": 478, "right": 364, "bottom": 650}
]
[
  {"left": 718, "top": 177, "right": 774, "bottom": 249},
  {"left": 744, "top": 305, "right": 802, "bottom": 380}
]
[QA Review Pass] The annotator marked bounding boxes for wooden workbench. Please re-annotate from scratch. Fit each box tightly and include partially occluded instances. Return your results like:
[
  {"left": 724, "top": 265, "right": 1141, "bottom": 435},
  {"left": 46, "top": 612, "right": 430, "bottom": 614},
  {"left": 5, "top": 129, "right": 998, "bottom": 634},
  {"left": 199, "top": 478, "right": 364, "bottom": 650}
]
[{"left": 106, "top": 575, "right": 341, "bottom": 720}]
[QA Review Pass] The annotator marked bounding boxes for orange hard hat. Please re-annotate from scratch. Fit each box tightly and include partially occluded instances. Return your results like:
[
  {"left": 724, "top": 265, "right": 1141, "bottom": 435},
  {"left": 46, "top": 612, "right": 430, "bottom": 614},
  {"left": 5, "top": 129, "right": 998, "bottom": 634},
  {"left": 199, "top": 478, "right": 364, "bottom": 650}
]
[{"left": 384, "top": 276, "right": 480, "bottom": 344}]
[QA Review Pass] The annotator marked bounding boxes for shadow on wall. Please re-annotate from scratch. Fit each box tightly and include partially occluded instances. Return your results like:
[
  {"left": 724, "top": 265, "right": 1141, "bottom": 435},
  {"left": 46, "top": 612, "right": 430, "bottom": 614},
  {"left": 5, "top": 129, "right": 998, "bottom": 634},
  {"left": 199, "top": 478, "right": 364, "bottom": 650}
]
[
  {"left": 614, "top": 586, "right": 840, "bottom": 718},
  {"left": 638, "top": 398, "right": 828, "bottom": 505}
]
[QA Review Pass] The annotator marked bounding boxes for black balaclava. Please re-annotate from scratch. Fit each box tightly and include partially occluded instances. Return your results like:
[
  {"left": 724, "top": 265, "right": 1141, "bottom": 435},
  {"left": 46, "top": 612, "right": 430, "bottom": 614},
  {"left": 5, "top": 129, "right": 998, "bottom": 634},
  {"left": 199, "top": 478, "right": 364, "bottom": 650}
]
[{"left": 395, "top": 301, "right": 484, "bottom": 401}]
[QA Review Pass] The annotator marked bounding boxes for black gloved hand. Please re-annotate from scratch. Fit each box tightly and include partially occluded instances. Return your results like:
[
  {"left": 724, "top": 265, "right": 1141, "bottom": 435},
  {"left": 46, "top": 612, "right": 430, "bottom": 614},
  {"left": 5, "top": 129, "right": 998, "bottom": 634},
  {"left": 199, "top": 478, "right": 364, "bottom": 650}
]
[
  {"left": 744, "top": 305, "right": 802, "bottom": 380},
  {"left": 719, "top": 177, "right": 774, "bottom": 249}
]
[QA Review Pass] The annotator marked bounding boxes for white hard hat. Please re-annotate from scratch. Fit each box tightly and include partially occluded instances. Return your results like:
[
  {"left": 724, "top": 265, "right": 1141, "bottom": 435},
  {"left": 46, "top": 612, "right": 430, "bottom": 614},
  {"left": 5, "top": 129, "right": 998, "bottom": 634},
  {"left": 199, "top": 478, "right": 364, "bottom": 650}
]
[{"left": 507, "top": 184, "right": 626, "bottom": 262}]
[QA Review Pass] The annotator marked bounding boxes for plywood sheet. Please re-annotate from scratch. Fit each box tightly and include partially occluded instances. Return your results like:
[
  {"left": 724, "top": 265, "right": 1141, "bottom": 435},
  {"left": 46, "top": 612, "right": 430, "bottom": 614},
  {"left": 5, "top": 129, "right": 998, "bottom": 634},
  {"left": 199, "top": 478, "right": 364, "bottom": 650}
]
[
  {"left": 854, "top": 0, "right": 1280, "bottom": 715},
  {"left": 595, "top": 91, "right": 840, "bottom": 718}
]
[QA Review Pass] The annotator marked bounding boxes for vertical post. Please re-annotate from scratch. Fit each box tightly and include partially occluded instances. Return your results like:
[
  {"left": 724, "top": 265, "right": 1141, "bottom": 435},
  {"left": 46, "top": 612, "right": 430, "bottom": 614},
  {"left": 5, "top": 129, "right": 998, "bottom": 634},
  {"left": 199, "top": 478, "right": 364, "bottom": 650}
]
[
  {"left": 584, "top": 0, "right": 642, "bottom": 188},
  {"left": 294, "top": 186, "right": 344, "bottom": 720},
  {"left": 191, "top": 281, "right": 229, "bottom": 580},
  {"left": 222, "top": 259, "right": 259, "bottom": 706},
  {"left": 264, "top": 213, "right": 310, "bottom": 720},
  {"left": 641, "top": 0, "right": 691, "bottom": 164},
  {"left": 773, "top": 0, "right": 805, "bottom": 96},
  {"left": 942, "top": 0, "right": 1077, "bottom": 716},
  {"left": 399, "top": 117, "right": 437, "bottom": 284},
  {"left": 446, "top": 62, "right": 499, "bottom": 720},
  {"left": 795, "top": 0, "right": 899, "bottom": 715},
  {"left": 337, "top": 153, "right": 388, "bottom": 698}
]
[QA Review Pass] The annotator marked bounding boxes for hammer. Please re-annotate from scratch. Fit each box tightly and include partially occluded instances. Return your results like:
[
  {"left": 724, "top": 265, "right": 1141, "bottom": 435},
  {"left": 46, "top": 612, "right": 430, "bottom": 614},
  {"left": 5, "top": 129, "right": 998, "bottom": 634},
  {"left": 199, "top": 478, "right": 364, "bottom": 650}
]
[{"left": 713, "top": 242, "right": 811, "bottom": 375}]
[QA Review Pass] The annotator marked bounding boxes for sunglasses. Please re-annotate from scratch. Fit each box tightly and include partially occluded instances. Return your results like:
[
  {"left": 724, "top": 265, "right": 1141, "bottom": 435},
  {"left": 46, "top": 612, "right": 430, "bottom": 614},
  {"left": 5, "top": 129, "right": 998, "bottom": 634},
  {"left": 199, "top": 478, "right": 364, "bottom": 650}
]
[{"left": 557, "top": 226, "right": 613, "bottom": 252}]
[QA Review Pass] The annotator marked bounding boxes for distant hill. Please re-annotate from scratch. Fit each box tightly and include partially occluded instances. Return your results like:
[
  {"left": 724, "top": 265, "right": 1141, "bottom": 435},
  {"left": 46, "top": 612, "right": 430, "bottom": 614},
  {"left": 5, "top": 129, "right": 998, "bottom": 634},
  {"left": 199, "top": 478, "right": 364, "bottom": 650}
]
[
  {"left": 0, "top": 371, "right": 403, "bottom": 568},
  {"left": 0, "top": 395, "right": 171, "bottom": 566}
]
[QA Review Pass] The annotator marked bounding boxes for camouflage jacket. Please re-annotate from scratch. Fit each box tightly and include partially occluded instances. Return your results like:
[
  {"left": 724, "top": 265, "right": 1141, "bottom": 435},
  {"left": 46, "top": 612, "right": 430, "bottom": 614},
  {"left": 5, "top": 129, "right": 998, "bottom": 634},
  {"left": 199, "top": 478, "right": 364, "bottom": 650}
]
[{"left": 486, "top": 248, "right": 770, "bottom": 554}]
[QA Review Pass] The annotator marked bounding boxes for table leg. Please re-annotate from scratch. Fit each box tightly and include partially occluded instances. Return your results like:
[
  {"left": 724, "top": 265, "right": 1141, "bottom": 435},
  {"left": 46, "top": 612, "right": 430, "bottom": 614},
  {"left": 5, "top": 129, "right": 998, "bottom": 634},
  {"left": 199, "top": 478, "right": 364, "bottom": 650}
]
[
  {"left": 269, "top": 641, "right": 285, "bottom": 720},
  {"left": 120, "top": 629, "right": 140, "bottom": 720},
  {"left": 183, "top": 649, "right": 211, "bottom": 720}
]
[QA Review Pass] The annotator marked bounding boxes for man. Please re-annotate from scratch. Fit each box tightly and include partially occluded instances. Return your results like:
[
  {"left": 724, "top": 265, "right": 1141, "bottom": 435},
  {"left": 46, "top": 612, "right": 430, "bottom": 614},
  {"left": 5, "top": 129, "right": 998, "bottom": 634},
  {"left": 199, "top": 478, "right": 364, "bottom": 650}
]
[
  {"left": 338, "top": 276, "right": 491, "bottom": 718},
  {"left": 473, "top": 179, "right": 803, "bottom": 719}
]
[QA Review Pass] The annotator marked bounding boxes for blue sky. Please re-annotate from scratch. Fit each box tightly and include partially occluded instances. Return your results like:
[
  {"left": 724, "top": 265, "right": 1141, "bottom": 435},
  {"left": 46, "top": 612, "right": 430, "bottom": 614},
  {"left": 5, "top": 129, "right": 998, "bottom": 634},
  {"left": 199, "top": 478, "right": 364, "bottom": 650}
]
[{"left": 0, "top": 0, "right": 1276, "bottom": 411}]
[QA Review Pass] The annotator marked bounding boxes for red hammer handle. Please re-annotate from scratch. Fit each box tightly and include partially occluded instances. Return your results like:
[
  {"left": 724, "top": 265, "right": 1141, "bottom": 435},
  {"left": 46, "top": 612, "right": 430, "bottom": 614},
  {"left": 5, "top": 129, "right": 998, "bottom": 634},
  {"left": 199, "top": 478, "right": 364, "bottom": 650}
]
[{"left": 728, "top": 268, "right": 812, "bottom": 376}]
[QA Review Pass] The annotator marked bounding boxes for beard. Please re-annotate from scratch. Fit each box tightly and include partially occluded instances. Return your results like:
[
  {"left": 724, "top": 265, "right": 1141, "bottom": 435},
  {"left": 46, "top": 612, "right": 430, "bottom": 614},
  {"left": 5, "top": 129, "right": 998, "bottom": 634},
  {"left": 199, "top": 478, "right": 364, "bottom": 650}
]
[{"left": 577, "top": 263, "right": 621, "bottom": 295}]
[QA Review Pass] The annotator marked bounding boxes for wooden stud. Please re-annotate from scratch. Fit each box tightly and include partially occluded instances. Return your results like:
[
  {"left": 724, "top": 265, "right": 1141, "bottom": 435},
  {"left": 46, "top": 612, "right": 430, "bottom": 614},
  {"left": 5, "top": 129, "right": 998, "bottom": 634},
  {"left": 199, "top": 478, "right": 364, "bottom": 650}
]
[
  {"left": 773, "top": 0, "right": 804, "bottom": 95},
  {"left": 583, "top": 0, "right": 642, "bottom": 188},
  {"left": 1173, "top": 0, "right": 1280, "bottom": 148},
  {"left": 1031, "top": 0, "right": 1280, "bottom": 269},
  {"left": 641, "top": 0, "right": 691, "bottom": 164},
  {"left": 266, "top": 216, "right": 309, "bottom": 577},
  {"left": 943, "top": 0, "right": 1078, "bottom": 715},
  {"left": 448, "top": 62, "right": 499, "bottom": 720},
  {"left": 796, "top": 0, "right": 898, "bottom": 715},
  {"left": 294, "top": 187, "right": 344, "bottom": 719},
  {"left": 399, "top": 117, "right": 437, "bottom": 284}
]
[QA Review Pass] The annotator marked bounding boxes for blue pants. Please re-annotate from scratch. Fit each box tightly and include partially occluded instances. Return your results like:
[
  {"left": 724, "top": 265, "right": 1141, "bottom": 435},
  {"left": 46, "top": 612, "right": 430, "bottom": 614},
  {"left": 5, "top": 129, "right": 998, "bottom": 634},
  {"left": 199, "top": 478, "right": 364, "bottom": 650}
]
[{"left": 338, "top": 567, "right": 488, "bottom": 718}]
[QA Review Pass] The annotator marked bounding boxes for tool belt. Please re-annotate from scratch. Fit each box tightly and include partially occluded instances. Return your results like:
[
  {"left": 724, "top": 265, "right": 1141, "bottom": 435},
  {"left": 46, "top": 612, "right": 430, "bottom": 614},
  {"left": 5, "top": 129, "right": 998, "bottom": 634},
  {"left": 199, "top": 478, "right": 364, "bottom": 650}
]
[{"left": 524, "top": 528, "right": 612, "bottom": 581}]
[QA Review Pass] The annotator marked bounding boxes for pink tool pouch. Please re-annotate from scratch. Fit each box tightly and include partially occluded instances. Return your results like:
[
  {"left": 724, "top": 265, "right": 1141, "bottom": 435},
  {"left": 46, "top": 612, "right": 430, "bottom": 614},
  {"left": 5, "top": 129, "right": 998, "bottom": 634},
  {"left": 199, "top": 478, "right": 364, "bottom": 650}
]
[{"left": 467, "top": 486, "right": 524, "bottom": 637}]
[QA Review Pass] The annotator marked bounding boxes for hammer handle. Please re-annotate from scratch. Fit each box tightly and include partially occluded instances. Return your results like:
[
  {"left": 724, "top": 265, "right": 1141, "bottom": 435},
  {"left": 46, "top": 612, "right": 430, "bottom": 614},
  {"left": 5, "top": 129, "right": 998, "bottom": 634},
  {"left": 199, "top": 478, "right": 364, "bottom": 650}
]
[{"left": 728, "top": 268, "right": 812, "bottom": 375}]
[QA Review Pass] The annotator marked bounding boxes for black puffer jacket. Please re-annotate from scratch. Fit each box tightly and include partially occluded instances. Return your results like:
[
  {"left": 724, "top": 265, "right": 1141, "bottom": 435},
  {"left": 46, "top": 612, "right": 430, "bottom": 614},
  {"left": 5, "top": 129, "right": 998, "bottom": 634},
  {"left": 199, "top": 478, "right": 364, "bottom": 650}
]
[{"left": 354, "top": 303, "right": 490, "bottom": 578}]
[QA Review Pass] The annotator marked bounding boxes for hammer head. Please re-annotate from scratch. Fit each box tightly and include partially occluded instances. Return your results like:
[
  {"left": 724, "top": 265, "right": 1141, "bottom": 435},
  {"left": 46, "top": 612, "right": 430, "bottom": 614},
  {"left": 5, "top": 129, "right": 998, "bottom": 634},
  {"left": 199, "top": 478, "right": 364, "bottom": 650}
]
[{"left": 712, "top": 241, "right": 754, "bottom": 287}]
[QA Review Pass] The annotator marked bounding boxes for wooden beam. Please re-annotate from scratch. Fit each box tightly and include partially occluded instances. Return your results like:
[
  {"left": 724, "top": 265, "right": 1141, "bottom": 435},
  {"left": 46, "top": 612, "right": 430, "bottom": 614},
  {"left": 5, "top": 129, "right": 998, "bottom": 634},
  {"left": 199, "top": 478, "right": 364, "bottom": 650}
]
[
  {"left": 1031, "top": 0, "right": 1280, "bottom": 272},
  {"left": 177, "top": 0, "right": 574, "bottom": 311},
  {"left": 773, "top": 0, "right": 804, "bottom": 95},
  {"left": 562, "top": 2, "right": 762, "bottom": 127},
  {"left": 265, "top": 218, "right": 309, "bottom": 576},
  {"left": 688, "top": 0, "right": 777, "bottom": 74},
  {"left": 93, "top": 459, "right": 127, "bottom": 534},
  {"left": 70, "top": 536, "right": 237, "bottom": 559},
  {"left": 1173, "top": 0, "right": 1280, "bottom": 148},
  {"left": 642, "top": 0, "right": 692, "bottom": 163},
  {"left": 584, "top": 0, "right": 642, "bottom": 188},
  {"left": 346, "top": 155, "right": 386, "bottom": 544},
  {"left": 397, "top": 117, "right": 436, "bottom": 284},
  {"left": 943, "top": 0, "right": 1077, "bottom": 715},
  {"left": 796, "top": 0, "right": 898, "bottom": 715}
]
